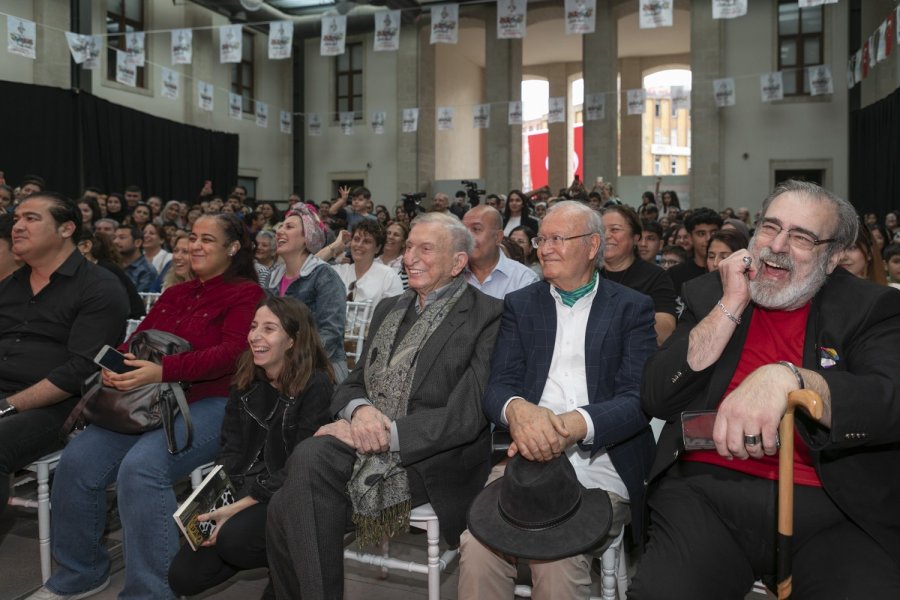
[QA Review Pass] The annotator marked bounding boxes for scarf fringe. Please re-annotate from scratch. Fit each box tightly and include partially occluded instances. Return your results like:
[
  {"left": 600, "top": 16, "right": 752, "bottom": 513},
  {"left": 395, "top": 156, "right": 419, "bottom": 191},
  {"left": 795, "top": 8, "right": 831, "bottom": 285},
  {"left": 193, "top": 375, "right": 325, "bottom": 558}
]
[{"left": 352, "top": 499, "right": 412, "bottom": 548}]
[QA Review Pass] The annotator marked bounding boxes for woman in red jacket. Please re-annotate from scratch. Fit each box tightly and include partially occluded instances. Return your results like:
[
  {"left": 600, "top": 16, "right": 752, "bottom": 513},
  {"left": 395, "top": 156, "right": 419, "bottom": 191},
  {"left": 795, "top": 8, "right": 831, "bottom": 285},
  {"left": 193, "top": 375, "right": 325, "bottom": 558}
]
[{"left": 34, "top": 213, "right": 264, "bottom": 600}]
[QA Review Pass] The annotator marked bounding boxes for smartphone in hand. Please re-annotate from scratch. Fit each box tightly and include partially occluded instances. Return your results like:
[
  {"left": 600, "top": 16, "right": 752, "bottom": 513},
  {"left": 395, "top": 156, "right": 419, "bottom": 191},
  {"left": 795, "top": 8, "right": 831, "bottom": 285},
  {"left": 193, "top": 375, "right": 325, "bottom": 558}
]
[{"left": 94, "top": 345, "right": 137, "bottom": 374}]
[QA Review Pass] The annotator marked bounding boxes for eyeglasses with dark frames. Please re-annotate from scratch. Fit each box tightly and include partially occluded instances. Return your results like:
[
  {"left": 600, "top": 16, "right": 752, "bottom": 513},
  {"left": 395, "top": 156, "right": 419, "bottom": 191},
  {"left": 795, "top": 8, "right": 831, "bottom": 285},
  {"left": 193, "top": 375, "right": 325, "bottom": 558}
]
[{"left": 755, "top": 221, "right": 835, "bottom": 252}]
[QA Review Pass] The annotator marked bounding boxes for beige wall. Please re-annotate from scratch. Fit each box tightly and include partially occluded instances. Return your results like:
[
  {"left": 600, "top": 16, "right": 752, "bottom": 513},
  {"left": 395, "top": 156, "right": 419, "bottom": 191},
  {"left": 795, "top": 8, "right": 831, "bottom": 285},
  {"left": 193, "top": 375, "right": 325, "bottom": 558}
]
[
  {"left": 1, "top": 1, "right": 38, "bottom": 84},
  {"left": 302, "top": 32, "right": 401, "bottom": 207},
  {"left": 717, "top": 1, "right": 849, "bottom": 211}
]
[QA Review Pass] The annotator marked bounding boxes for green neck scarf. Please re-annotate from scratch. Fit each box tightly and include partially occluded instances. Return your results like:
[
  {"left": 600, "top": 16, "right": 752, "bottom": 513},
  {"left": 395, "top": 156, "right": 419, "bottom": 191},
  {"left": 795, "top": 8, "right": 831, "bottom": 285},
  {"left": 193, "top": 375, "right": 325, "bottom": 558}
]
[{"left": 555, "top": 272, "right": 598, "bottom": 307}]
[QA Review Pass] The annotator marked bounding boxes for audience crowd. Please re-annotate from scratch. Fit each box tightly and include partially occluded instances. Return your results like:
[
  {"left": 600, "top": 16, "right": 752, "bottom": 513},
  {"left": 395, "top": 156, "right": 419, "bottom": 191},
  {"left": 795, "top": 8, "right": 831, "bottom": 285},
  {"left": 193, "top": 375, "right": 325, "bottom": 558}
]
[{"left": 1, "top": 169, "right": 899, "bottom": 600}]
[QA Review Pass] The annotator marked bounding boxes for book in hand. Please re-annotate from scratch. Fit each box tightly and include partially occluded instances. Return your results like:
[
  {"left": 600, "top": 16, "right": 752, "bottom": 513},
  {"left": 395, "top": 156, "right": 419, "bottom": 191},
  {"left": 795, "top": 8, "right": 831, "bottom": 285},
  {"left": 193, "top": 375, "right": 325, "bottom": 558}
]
[{"left": 173, "top": 464, "right": 237, "bottom": 551}]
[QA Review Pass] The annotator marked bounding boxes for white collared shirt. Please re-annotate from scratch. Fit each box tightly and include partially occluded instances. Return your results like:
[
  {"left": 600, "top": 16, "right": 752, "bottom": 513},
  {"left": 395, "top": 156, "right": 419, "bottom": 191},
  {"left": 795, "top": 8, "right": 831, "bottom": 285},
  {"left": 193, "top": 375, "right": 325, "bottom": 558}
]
[
  {"left": 464, "top": 251, "right": 539, "bottom": 300},
  {"left": 333, "top": 262, "right": 404, "bottom": 306}
]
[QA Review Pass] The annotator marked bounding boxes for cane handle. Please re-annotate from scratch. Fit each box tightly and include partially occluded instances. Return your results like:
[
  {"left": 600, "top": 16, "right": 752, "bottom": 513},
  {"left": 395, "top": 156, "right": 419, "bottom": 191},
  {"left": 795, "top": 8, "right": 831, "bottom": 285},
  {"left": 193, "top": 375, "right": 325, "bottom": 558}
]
[{"left": 786, "top": 389, "right": 823, "bottom": 420}]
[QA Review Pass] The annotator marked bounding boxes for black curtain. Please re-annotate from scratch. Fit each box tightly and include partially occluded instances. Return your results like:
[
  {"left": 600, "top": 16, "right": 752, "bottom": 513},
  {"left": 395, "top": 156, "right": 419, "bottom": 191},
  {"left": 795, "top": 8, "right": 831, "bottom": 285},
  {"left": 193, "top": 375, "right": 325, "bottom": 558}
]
[
  {"left": 849, "top": 85, "right": 900, "bottom": 216},
  {"left": 0, "top": 81, "right": 80, "bottom": 198},
  {"left": 0, "top": 80, "right": 238, "bottom": 202}
]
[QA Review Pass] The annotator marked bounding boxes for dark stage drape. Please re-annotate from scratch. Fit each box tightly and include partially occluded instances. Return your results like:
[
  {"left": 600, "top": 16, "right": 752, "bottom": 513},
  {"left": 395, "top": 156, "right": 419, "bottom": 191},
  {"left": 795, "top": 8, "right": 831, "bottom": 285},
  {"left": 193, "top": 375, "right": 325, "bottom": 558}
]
[
  {"left": 0, "top": 80, "right": 238, "bottom": 202},
  {"left": 849, "top": 85, "right": 900, "bottom": 217}
]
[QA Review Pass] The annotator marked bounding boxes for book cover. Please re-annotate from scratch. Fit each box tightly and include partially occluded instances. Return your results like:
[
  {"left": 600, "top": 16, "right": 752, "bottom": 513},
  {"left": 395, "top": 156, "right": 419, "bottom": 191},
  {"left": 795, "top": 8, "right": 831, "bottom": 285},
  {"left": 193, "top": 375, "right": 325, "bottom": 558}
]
[{"left": 173, "top": 464, "right": 237, "bottom": 551}]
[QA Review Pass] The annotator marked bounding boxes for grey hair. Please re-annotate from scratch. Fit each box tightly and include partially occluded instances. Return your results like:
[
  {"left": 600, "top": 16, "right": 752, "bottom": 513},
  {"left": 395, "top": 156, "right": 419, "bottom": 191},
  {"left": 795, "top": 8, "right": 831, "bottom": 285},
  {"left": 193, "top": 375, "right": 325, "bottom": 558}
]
[
  {"left": 761, "top": 180, "right": 858, "bottom": 258},
  {"left": 411, "top": 211, "right": 474, "bottom": 254},
  {"left": 256, "top": 229, "right": 276, "bottom": 244},
  {"left": 95, "top": 217, "right": 119, "bottom": 229},
  {"left": 544, "top": 200, "right": 606, "bottom": 268}
]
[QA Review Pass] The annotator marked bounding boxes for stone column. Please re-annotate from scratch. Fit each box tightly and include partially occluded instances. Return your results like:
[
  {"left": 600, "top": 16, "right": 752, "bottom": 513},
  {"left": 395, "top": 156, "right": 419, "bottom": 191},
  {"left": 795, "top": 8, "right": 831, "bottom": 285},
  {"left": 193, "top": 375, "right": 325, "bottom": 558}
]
[
  {"left": 292, "top": 39, "right": 305, "bottom": 196},
  {"left": 396, "top": 25, "right": 420, "bottom": 194},
  {"left": 33, "top": 0, "right": 70, "bottom": 88},
  {"left": 619, "top": 56, "right": 643, "bottom": 177},
  {"left": 582, "top": 1, "right": 618, "bottom": 186},
  {"left": 186, "top": 5, "right": 215, "bottom": 129},
  {"left": 414, "top": 25, "right": 436, "bottom": 194},
  {"left": 547, "top": 64, "right": 569, "bottom": 194},
  {"left": 689, "top": 5, "right": 723, "bottom": 207},
  {"left": 484, "top": 5, "right": 522, "bottom": 194}
]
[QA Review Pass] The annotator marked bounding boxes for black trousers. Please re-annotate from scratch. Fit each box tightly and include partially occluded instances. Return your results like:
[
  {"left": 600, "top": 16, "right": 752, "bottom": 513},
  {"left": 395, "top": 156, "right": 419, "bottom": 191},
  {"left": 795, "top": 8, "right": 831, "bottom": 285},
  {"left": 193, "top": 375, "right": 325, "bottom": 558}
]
[
  {"left": 168, "top": 501, "right": 270, "bottom": 596},
  {"left": 265, "top": 435, "right": 429, "bottom": 600},
  {"left": 629, "top": 461, "right": 900, "bottom": 600},
  {"left": 0, "top": 397, "right": 75, "bottom": 516}
]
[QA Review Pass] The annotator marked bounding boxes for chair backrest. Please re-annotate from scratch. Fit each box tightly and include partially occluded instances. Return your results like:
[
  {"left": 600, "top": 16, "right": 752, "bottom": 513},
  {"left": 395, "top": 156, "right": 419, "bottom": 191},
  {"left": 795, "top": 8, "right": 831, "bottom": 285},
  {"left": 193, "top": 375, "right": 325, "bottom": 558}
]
[
  {"left": 345, "top": 300, "right": 374, "bottom": 364},
  {"left": 125, "top": 318, "right": 144, "bottom": 339},
  {"left": 139, "top": 292, "right": 162, "bottom": 312}
]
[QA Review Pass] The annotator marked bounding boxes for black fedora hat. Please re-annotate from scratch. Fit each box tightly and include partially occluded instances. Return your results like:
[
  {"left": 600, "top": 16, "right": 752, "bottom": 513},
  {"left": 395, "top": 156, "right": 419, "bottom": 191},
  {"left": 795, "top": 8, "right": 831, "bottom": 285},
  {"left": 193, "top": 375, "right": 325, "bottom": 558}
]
[{"left": 467, "top": 454, "right": 612, "bottom": 561}]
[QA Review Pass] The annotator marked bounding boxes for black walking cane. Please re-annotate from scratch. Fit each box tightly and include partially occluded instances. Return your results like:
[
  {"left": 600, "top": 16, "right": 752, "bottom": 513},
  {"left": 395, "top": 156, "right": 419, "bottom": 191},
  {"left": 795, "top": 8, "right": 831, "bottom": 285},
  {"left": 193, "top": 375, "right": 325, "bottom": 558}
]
[{"left": 777, "top": 389, "right": 823, "bottom": 600}]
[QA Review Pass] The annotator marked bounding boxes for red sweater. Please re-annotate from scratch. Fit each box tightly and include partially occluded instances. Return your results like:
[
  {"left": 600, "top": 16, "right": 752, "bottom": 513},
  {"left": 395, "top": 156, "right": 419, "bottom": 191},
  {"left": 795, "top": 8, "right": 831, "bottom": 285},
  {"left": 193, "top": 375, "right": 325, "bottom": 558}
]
[
  {"left": 683, "top": 303, "right": 822, "bottom": 487},
  {"left": 123, "top": 275, "right": 264, "bottom": 403}
]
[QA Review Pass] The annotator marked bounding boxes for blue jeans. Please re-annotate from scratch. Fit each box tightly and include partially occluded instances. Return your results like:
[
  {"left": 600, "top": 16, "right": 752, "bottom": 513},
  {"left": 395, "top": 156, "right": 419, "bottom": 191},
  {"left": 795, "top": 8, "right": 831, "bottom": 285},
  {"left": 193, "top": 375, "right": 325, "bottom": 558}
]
[{"left": 45, "top": 396, "right": 226, "bottom": 600}]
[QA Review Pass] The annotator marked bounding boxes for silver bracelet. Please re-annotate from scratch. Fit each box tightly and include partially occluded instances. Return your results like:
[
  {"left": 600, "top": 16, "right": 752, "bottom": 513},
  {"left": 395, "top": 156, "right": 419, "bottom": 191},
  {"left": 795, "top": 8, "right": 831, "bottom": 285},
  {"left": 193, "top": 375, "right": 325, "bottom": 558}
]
[
  {"left": 716, "top": 301, "right": 741, "bottom": 325},
  {"left": 777, "top": 361, "right": 805, "bottom": 389}
]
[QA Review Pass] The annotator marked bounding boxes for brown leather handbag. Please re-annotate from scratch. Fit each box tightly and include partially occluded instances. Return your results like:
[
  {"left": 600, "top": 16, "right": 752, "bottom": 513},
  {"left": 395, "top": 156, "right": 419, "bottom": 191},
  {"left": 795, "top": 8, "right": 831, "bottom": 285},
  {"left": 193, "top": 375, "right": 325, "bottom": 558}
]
[{"left": 64, "top": 330, "right": 194, "bottom": 454}]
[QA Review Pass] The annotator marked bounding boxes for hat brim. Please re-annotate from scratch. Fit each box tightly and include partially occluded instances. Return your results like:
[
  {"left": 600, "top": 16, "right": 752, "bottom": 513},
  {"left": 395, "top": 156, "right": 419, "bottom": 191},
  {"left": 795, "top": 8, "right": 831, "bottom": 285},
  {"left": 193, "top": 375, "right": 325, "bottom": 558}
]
[{"left": 466, "top": 478, "right": 613, "bottom": 561}]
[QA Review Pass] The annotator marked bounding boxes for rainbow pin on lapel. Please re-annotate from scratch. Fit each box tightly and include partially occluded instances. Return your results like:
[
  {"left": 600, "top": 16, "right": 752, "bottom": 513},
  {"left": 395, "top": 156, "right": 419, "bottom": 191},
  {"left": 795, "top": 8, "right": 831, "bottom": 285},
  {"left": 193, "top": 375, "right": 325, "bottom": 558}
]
[{"left": 818, "top": 346, "right": 840, "bottom": 369}]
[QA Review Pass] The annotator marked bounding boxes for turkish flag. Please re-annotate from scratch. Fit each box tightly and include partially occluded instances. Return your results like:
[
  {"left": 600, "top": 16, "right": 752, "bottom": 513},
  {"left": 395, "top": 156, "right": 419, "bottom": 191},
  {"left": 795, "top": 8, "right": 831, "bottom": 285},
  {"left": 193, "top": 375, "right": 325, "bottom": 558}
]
[
  {"left": 574, "top": 125, "right": 583, "bottom": 182},
  {"left": 527, "top": 132, "right": 549, "bottom": 190},
  {"left": 887, "top": 14, "right": 895, "bottom": 57},
  {"left": 862, "top": 40, "right": 870, "bottom": 78}
]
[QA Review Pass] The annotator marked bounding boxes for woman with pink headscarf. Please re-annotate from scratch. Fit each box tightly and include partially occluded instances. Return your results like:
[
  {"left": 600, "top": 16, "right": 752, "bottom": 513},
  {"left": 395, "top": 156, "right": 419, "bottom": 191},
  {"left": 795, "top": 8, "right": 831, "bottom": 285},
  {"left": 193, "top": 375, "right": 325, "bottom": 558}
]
[{"left": 267, "top": 203, "right": 349, "bottom": 382}]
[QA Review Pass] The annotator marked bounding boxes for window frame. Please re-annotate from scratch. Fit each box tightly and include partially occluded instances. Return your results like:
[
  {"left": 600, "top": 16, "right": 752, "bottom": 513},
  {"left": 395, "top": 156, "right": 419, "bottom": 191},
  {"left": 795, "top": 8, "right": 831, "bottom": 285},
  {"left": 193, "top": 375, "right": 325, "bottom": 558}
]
[
  {"left": 231, "top": 31, "right": 256, "bottom": 115},
  {"left": 776, "top": 1, "right": 824, "bottom": 97},
  {"left": 106, "top": 0, "right": 145, "bottom": 88},
  {"left": 334, "top": 42, "right": 364, "bottom": 121}
]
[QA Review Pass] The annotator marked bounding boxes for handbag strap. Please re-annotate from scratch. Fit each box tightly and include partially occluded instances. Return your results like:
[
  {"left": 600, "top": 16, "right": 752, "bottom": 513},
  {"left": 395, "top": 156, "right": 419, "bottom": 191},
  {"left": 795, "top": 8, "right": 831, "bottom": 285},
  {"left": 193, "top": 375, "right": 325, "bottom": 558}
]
[
  {"left": 61, "top": 375, "right": 195, "bottom": 455},
  {"left": 60, "top": 372, "right": 102, "bottom": 440},
  {"left": 162, "top": 382, "right": 193, "bottom": 454}
]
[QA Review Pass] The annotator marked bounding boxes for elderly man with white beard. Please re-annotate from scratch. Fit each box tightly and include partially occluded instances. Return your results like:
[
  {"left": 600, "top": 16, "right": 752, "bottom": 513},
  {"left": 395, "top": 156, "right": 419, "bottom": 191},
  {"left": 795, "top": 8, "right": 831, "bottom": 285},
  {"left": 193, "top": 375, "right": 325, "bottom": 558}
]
[{"left": 631, "top": 180, "right": 900, "bottom": 599}]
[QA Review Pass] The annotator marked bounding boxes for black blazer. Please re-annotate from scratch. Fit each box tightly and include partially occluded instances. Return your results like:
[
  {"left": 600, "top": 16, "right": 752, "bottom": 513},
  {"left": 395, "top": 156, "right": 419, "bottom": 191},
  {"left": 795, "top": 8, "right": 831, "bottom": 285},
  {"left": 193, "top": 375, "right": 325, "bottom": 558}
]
[
  {"left": 332, "top": 285, "right": 504, "bottom": 544},
  {"left": 642, "top": 268, "right": 900, "bottom": 567}
]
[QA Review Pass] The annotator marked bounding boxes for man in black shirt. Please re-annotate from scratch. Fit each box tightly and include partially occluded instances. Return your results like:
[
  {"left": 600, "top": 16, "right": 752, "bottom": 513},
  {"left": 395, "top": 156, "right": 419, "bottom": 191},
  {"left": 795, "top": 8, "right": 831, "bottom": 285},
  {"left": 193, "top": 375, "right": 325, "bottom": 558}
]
[{"left": 0, "top": 192, "right": 128, "bottom": 515}]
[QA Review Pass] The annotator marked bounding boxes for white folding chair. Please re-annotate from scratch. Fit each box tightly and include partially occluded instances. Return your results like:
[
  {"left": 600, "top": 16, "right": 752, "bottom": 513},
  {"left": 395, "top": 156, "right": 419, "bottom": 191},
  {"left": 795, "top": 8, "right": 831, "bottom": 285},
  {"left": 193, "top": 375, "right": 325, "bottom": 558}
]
[
  {"left": 513, "top": 528, "right": 628, "bottom": 600},
  {"left": 125, "top": 318, "right": 143, "bottom": 339},
  {"left": 8, "top": 450, "right": 213, "bottom": 585},
  {"left": 344, "top": 300, "right": 373, "bottom": 368},
  {"left": 189, "top": 462, "right": 215, "bottom": 489},
  {"left": 343, "top": 503, "right": 458, "bottom": 600},
  {"left": 8, "top": 451, "right": 64, "bottom": 583},
  {"left": 138, "top": 292, "right": 161, "bottom": 312}
]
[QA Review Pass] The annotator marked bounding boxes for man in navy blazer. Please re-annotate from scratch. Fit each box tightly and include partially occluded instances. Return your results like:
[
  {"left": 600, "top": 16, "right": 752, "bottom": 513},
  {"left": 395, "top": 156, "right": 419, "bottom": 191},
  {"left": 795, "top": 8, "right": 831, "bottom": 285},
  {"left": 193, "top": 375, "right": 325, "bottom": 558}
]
[{"left": 458, "top": 201, "right": 657, "bottom": 599}]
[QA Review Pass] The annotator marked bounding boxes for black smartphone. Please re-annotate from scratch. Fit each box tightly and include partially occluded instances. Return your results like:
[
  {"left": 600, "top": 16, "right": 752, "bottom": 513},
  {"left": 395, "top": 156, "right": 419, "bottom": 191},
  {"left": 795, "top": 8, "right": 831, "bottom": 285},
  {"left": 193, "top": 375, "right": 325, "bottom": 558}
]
[{"left": 94, "top": 345, "right": 137, "bottom": 374}]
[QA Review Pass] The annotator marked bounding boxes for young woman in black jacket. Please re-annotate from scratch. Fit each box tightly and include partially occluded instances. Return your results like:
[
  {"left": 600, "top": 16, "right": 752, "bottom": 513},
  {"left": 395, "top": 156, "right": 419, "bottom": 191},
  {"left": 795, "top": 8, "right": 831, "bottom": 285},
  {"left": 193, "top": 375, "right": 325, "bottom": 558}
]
[{"left": 168, "top": 296, "right": 335, "bottom": 597}]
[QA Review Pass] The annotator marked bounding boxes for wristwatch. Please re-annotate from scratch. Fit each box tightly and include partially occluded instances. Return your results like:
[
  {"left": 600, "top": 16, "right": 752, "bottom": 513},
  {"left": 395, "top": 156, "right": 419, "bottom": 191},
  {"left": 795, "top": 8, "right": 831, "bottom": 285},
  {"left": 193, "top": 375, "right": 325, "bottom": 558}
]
[{"left": 0, "top": 395, "right": 18, "bottom": 419}]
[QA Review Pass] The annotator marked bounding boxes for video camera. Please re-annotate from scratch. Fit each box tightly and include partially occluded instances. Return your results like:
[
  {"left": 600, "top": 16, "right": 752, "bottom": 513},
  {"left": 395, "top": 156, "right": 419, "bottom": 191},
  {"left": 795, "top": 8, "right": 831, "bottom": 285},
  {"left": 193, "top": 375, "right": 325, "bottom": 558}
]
[
  {"left": 401, "top": 192, "right": 426, "bottom": 216},
  {"left": 461, "top": 180, "right": 485, "bottom": 207}
]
